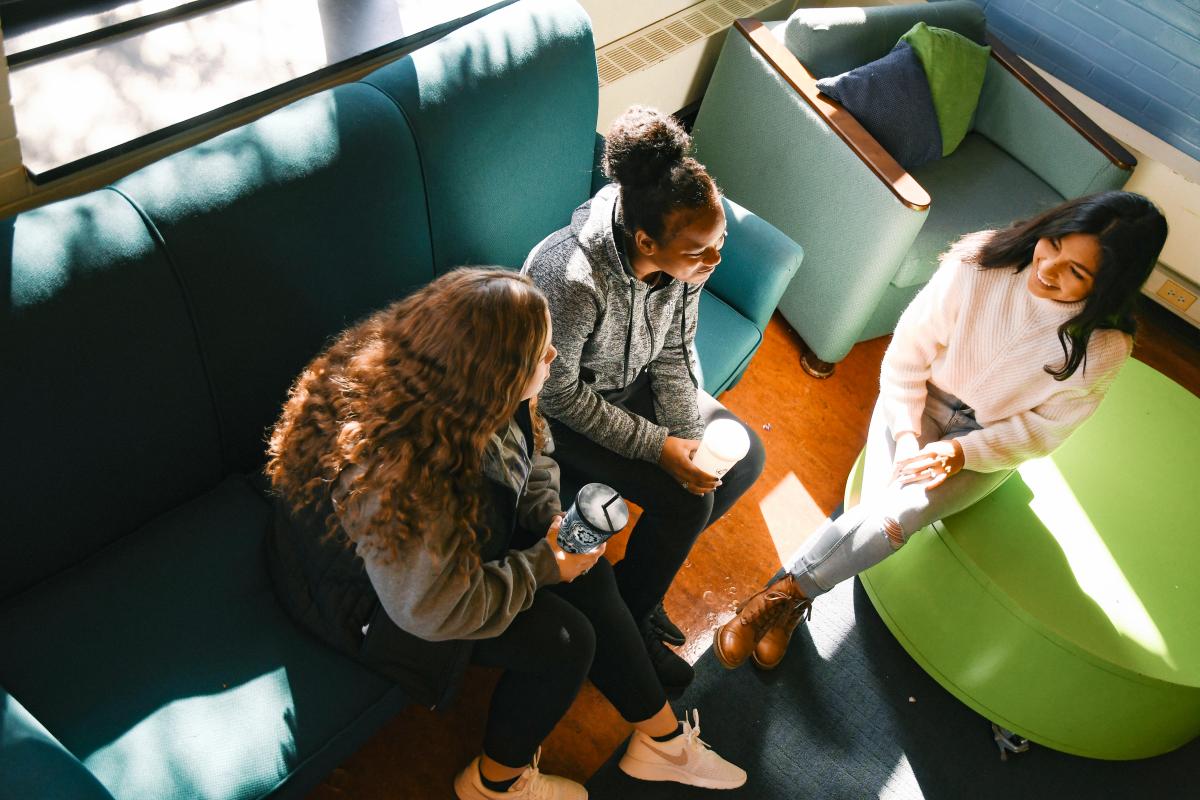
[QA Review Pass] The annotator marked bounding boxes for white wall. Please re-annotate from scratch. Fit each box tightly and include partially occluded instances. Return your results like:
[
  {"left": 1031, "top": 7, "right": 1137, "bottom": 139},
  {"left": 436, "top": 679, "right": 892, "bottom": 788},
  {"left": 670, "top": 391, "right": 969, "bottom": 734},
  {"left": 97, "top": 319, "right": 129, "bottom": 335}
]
[
  {"left": 586, "top": 0, "right": 801, "bottom": 135},
  {"left": 1031, "top": 64, "right": 1200, "bottom": 288},
  {"left": 578, "top": 0, "right": 702, "bottom": 48}
]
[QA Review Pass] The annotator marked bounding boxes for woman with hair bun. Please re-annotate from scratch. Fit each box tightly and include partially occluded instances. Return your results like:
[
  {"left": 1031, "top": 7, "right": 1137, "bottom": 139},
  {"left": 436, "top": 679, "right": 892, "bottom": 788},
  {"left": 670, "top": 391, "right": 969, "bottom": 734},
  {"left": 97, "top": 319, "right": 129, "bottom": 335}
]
[
  {"left": 266, "top": 268, "right": 746, "bottom": 799},
  {"left": 523, "top": 106, "right": 766, "bottom": 694}
]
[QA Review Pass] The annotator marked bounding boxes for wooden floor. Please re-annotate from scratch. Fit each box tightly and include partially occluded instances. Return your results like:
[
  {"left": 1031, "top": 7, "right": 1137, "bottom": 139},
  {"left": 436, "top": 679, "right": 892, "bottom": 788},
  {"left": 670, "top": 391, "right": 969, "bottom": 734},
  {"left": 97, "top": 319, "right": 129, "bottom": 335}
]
[{"left": 308, "top": 299, "right": 1200, "bottom": 799}]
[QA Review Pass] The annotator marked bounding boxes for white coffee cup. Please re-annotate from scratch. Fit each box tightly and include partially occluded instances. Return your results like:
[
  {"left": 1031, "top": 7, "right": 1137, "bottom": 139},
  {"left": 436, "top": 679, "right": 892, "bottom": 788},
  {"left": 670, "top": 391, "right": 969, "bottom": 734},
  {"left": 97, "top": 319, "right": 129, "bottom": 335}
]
[{"left": 691, "top": 418, "right": 751, "bottom": 478}]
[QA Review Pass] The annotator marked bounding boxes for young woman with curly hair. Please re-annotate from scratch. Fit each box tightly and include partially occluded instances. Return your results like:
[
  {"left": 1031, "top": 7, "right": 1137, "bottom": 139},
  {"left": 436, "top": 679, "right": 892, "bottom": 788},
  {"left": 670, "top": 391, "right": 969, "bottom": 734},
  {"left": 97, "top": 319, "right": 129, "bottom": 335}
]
[
  {"left": 715, "top": 191, "right": 1169, "bottom": 673},
  {"left": 522, "top": 107, "right": 766, "bottom": 696},
  {"left": 266, "top": 268, "right": 747, "bottom": 799}
]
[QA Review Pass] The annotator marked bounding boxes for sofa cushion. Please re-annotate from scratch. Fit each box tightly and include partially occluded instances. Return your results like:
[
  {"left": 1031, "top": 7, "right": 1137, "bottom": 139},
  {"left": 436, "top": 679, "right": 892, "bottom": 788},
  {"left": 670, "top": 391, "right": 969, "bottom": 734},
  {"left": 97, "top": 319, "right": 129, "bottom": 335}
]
[
  {"left": 899, "top": 22, "right": 991, "bottom": 156},
  {"left": 0, "top": 190, "right": 222, "bottom": 601},
  {"left": 0, "top": 476, "right": 406, "bottom": 800},
  {"left": 783, "top": 0, "right": 986, "bottom": 79},
  {"left": 695, "top": 290, "right": 762, "bottom": 396},
  {"left": 0, "top": 688, "right": 116, "bottom": 800},
  {"left": 362, "top": 0, "right": 597, "bottom": 272},
  {"left": 115, "top": 84, "right": 436, "bottom": 474},
  {"left": 816, "top": 42, "right": 942, "bottom": 171},
  {"left": 894, "top": 133, "right": 1063, "bottom": 289}
]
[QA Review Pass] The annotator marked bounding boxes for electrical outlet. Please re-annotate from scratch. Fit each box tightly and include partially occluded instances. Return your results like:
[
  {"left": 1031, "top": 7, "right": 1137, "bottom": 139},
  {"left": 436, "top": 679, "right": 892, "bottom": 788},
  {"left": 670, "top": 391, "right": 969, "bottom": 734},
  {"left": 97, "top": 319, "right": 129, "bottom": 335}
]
[{"left": 1156, "top": 279, "right": 1197, "bottom": 312}]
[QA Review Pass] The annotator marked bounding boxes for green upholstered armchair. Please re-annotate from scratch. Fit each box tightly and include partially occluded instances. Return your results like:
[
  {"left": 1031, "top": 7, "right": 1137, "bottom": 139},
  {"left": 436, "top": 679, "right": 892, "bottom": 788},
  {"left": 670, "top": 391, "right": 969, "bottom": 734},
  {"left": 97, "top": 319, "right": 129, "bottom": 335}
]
[{"left": 690, "top": 1, "right": 1134, "bottom": 377}]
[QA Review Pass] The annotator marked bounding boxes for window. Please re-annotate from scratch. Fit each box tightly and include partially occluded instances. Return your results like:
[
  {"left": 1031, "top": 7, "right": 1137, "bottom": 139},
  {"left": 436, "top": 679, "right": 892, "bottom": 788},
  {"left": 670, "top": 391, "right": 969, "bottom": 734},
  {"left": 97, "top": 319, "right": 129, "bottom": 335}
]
[{"left": 1, "top": 0, "right": 502, "bottom": 180}]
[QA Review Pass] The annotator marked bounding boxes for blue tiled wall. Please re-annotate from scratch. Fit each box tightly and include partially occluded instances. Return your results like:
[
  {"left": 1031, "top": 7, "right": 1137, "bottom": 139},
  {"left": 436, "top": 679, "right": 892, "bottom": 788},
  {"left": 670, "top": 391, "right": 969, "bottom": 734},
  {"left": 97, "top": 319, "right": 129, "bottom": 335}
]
[{"left": 966, "top": 0, "right": 1200, "bottom": 163}]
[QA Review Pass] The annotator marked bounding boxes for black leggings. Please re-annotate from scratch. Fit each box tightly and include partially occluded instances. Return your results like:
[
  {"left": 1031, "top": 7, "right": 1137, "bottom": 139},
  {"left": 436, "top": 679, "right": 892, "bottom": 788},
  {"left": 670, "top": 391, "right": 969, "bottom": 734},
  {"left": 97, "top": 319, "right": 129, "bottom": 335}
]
[
  {"left": 470, "top": 556, "right": 667, "bottom": 768},
  {"left": 551, "top": 385, "right": 766, "bottom": 621}
]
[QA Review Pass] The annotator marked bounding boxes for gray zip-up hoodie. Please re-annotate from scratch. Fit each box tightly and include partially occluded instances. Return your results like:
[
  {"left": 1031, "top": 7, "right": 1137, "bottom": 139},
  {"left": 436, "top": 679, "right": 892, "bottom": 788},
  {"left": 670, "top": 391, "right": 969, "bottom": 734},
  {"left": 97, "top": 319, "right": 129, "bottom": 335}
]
[{"left": 523, "top": 184, "right": 704, "bottom": 462}]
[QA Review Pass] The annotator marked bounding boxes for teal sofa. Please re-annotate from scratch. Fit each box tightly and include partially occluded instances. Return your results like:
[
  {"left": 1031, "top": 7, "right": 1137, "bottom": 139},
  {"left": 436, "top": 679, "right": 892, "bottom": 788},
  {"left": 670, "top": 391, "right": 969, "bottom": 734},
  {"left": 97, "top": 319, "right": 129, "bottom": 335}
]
[
  {"left": 691, "top": 1, "right": 1132, "bottom": 375},
  {"left": 0, "top": 2, "right": 802, "bottom": 798}
]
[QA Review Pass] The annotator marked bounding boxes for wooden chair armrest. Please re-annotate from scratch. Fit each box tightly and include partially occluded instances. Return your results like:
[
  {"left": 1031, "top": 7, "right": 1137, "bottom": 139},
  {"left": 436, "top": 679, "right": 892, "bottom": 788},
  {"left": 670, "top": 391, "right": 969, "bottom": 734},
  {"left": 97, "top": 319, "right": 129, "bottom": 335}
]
[
  {"left": 734, "top": 18, "right": 930, "bottom": 211},
  {"left": 987, "top": 34, "right": 1135, "bottom": 171}
]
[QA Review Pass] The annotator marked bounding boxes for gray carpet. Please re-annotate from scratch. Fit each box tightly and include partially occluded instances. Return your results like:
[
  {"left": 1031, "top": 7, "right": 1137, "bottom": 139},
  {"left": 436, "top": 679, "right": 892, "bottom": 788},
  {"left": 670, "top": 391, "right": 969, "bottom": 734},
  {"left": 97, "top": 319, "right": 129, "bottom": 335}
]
[{"left": 587, "top": 578, "right": 1198, "bottom": 799}]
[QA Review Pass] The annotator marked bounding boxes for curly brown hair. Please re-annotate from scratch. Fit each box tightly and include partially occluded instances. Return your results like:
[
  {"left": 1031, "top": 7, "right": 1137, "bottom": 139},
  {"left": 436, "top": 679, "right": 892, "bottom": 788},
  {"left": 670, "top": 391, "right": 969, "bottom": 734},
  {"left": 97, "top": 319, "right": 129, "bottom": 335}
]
[{"left": 266, "top": 268, "right": 551, "bottom": 573}]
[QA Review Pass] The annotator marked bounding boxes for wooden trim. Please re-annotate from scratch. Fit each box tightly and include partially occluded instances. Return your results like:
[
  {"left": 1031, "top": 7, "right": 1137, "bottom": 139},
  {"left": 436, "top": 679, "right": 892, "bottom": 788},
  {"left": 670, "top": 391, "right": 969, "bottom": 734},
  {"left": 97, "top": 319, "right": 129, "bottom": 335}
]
[
  {"left": 987, "top": 34, "right": 1136, "bottom": 171},
  {"left": 734, "top": 18, "right": 930, "bottom": 212}
]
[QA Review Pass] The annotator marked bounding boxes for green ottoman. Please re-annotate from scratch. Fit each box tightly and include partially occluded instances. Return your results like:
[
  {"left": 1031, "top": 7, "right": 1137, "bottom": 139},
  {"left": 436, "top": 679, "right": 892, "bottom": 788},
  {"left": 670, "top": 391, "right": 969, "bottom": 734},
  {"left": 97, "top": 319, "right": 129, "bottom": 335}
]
[{"left": 847, "top": 359, "right": 1200, "bottom": 760}]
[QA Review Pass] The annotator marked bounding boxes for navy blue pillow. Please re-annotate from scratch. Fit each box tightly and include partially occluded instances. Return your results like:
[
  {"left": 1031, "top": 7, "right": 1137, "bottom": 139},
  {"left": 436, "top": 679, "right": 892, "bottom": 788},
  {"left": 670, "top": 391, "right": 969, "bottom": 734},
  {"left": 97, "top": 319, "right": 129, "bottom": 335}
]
[{"left": 815, "top": 41, "right": 942, "bottom": 171}]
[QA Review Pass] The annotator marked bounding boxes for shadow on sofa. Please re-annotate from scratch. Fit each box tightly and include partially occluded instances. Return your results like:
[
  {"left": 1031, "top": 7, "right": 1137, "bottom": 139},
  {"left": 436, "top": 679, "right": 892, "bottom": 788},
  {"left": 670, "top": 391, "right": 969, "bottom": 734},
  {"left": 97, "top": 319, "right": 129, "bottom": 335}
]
[{"left": 0, "top": 2, "right": 802, "bottom": 798}]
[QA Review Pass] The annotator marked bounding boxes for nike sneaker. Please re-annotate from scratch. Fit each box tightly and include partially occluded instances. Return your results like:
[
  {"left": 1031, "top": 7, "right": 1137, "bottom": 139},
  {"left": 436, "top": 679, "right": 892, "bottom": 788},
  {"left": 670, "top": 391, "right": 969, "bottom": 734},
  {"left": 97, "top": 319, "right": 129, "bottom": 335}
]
[
  {"left": 454, "top": 749, "right": 587, "bottom": 799},
  {"left": 617, "top": 709, "right": 746, "bottom": 789}
]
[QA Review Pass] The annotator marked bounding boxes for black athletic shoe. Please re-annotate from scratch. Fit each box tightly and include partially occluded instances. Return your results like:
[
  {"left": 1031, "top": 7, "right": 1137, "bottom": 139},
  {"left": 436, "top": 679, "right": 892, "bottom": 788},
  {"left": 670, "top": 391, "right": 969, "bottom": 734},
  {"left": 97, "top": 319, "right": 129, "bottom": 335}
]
[
  {"left": 643, "top": 602, "right": 686, "bottom": 647},
  {"left": 645, "top": 637, "right": 694, "bottom": 698}
]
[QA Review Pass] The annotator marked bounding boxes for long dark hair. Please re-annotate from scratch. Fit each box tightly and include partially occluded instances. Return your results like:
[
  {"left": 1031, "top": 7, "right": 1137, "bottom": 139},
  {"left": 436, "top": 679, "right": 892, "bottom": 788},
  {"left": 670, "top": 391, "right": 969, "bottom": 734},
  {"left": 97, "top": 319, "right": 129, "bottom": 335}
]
[
  {"left": 602, "top": 105, "right": 719, "bottom": 242},
  {"left": 973, "top": 191, "right": 1167, "bottom": 380}
]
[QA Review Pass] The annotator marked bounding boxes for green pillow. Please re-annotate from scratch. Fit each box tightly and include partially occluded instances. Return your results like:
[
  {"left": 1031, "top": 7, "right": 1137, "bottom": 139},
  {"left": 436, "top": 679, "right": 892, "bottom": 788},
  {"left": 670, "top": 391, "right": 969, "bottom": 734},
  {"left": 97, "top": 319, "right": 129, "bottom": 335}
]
[{"left": 900, "top": 22, "right": 991, "bottom": 156}]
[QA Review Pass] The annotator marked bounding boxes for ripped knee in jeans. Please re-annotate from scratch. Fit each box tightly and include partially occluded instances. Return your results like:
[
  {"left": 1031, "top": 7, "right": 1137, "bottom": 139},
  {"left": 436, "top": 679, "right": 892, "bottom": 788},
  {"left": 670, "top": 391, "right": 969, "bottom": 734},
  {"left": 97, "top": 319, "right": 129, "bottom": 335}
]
[{"left": 882, "top": 516, "right": 906, "bottom": 550}]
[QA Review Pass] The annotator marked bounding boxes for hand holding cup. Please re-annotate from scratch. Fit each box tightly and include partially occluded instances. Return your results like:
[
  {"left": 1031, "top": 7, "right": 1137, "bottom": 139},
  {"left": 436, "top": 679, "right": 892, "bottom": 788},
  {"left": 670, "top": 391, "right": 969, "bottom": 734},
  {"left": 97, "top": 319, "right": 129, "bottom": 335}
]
[
  {"left": 545, "top": 516, "right": 605, "bottom": 582},
  {"left": 659, "top": 436, "right": 719, "bottom": 495}
]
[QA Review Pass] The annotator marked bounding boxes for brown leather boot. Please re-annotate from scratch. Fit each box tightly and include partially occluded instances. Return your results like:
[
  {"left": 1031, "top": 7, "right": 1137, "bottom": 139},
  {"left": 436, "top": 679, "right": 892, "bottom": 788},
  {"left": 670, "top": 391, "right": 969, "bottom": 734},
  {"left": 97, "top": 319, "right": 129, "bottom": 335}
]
[
  {"left": 714, "top": 574, "right": 806, "bottom": 669},
  {"left": 751, "top": 591, "right": 811, "bottom": 670}
]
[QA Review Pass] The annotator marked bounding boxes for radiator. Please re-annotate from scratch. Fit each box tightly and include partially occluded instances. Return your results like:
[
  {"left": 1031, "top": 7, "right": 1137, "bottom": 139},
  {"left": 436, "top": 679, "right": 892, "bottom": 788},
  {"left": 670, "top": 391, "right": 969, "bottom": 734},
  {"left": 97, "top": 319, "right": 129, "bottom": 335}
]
[{"left": 593, "top": 0, "right": 798, "bottom": 131}]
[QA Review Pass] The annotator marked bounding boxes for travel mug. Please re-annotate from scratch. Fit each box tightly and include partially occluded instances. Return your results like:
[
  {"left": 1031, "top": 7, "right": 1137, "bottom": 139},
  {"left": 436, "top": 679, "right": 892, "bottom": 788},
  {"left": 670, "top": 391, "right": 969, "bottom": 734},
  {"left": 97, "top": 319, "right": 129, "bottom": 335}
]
[{"left": 556, "top": 482, "right": 630, "bottom": 554}]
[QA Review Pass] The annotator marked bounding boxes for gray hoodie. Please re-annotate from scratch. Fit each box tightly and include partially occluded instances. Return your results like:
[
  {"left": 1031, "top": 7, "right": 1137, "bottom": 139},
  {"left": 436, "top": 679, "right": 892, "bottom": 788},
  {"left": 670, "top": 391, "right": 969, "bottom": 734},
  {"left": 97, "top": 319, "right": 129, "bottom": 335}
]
[{"left": 523, "top": 184, "right": 704, "bottom": 462}]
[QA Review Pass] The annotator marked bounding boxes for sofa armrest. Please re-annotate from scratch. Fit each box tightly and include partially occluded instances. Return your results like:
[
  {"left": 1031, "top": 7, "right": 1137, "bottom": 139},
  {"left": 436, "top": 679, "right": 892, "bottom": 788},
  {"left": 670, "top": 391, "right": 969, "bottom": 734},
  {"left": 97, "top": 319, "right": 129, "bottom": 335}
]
[
  {"left": 705, "top": 196, "right": 803, "bottom": 332},
  {"left": 973, "top": 46, "right": 1134, "bottom": 199},
  {"left": 734, "top": 18, "right": 929, "bottom": 212},
  {"left": 987, "top": 35, "right": 1134, "bottom": 171},
  {"left": 1, "top": 689, "right": 116, "bottom": 800}
]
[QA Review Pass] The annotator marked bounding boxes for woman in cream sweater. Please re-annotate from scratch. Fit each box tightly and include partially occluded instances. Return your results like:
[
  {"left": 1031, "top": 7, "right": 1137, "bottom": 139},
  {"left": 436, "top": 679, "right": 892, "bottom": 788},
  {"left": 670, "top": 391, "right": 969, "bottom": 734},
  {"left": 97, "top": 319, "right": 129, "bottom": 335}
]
[{"left": 715, "top": 191, "right": 1169, "bottom": 672}]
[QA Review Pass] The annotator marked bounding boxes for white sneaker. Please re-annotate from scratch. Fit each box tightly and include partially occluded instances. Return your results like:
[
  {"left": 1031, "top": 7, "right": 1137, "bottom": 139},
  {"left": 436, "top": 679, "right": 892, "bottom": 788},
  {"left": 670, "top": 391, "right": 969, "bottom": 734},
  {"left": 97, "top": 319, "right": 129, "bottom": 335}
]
[
  {"left": 454, "top": 749, "right": 587, "bottom": 799},
  {"left": 618, "top": 709, "right": 747, "bottom": 789}
]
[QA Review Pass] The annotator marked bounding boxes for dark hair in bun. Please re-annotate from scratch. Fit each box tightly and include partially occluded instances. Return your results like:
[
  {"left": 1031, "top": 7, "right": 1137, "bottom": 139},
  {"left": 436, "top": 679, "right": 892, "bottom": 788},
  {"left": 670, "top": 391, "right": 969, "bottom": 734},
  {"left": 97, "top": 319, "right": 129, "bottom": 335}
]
[{"left": 603, "top": 105, "right": 718, "bottom": 242}]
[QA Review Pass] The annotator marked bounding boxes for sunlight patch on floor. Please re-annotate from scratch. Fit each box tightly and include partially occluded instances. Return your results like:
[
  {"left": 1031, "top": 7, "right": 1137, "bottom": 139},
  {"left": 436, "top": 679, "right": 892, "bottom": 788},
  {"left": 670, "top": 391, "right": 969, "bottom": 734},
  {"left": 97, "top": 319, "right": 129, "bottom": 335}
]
[
  {"left": 758, "top": 470, "right": 828, "bottom": 568},
  {"left": 878, "top": 752, "right": 919, "bottom": 799},
  {"left": 1019, "top": 456, "right": 1172, "bottom": 666}
]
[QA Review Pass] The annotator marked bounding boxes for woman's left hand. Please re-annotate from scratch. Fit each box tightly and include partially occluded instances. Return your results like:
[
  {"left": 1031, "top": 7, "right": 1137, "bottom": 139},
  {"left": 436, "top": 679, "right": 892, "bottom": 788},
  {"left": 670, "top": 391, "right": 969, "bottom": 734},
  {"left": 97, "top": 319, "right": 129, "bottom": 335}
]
[{"left": 893, "top": 439, "right": 965, "bottom": 490}]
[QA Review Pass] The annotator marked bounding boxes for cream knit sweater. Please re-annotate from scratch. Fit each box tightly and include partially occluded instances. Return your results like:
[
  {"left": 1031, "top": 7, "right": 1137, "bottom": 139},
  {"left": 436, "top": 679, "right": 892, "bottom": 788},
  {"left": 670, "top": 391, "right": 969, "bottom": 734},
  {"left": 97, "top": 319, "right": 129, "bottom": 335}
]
[{"left": 880, "top": 240, "right": 1132, "bottom": 473}]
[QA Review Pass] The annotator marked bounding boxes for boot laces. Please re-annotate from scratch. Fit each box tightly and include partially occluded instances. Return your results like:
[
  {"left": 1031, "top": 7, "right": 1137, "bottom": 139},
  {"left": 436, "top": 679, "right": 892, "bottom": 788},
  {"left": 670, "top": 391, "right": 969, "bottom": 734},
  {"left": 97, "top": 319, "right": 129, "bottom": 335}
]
[
  {"left": 743, "top": 589, "right": 793, "bottom": 634},
  {"left": 779, "top": 597, "right": 812, "bottom": 628}
]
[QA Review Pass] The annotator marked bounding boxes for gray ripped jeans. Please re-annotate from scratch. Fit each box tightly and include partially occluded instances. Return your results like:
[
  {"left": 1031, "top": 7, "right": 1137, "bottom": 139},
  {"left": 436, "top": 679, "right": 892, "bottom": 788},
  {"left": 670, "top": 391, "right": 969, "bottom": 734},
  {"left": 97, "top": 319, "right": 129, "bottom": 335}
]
[{"left": 787, "top": 383, "right": 1013, "bottom": 599}]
